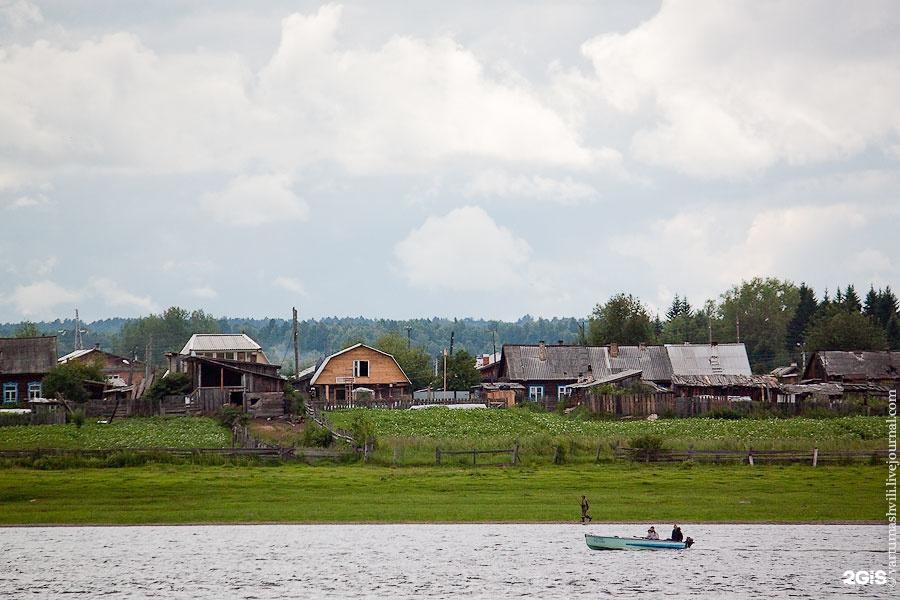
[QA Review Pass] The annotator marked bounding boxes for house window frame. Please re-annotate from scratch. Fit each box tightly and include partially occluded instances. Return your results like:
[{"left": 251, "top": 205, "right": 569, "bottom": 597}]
[
  {"left": 557, "top": 385, "right": 572, "bottom": 398},
  {"left": 528, "top": 385, "right": 544, "bottom": 401},
  {"left": 27, "top": 381, "right": 42, "bottom": 400},
  {"left": 353, "top": 360, "right": 370, "bottom": 378},
  {"left": 2, "top": 382, "right": 17, "bottom": 406}
]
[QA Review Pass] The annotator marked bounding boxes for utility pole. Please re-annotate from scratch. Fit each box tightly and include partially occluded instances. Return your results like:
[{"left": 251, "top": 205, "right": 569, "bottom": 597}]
[
  {"left": 129, "top": 347, "right": 136, "bottom": 386},
  {"left": 443, "top": 349, "right": 448, "bottom": 392},
  {"left": 405, "top": 325, "right": 412, "bottom": 350},
  {"left": 707, "top": 312, "right": 713, "bottom": 345},
  {"left": 491, "top": 330, "right": 497, "bottom": 358},
  {"left": 74, "top": 308, "right": 84, "bottom": 351},
  {"left": 449, "top": 331, "right": 455, "bottom": 356},
  {"left": 145, "top": 334, "right": 153, "bottom": 380},
  {"left": 735, "top": 312, "right": 741, "bottom": 343},
  {"left": 292, "top": 306, "right": 300, "bottom": 378}
]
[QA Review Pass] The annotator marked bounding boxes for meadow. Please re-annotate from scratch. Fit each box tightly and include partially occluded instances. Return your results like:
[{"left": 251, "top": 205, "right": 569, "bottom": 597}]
[
  {"left": 0, "top": 417, "right": 229, "bottom": 450},
  {"left": 0, "top": 463, "right": 883, "bottom": 525}
]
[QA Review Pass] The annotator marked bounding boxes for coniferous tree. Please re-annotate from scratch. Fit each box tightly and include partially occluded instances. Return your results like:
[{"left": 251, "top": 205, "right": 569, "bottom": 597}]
[
  {"left": 786, "top": 283, "right": 816, "bottom": 353},
  {"left": 844, "top": 284, "right": 862, "bottom": 312}
]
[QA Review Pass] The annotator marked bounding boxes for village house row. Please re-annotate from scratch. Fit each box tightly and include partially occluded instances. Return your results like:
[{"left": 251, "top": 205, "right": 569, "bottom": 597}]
[{"left": 0, "top": 332, "right": 897, "bottom": 419}]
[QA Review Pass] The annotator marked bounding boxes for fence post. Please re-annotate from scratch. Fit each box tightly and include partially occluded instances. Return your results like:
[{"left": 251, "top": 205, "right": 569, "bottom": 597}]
[
  {"left": 513, "top": 442, "right": 520, "bottom": 465},
  {"left": 748, "top": 449, "right": 754, "bottom": 466},
  {"left": 473, "top": 449, "right": 477, "bottom": 466},
  {"left": 812, "top": 446, "right": 818, "bottom": 467},
  {"left": 435, "top": 447, "right": 441, "bottom": 465},
  {"left": 595, "top": 443, "right": 602, "bottom": 463}
]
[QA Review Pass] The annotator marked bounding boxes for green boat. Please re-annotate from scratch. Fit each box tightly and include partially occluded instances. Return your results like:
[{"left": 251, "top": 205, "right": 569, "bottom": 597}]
[{"left": 585, "top": 533, "right": 694, "bottom": 551}]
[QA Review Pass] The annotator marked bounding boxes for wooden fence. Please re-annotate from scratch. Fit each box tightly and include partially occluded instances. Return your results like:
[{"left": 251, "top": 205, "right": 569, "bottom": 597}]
[
  {"left": 311, "top": 395, "right": 494, "bottom": 411},
  {"left": 612, "top": 447, "right": 889, "bottom": 465},
  {"left": 582, "top": 393, "right": 736, "bottom": 417},
  {"left": 435, "top": 444, "right": 519, "bottom": 466},
  {"left": 0, "top": 446, "right": 348, "bottom": 461}
]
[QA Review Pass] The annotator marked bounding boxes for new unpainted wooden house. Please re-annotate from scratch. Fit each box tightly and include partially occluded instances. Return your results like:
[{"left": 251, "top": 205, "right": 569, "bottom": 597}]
[{"left": 307, "top": 344, "right": 411, "bottom": 401}]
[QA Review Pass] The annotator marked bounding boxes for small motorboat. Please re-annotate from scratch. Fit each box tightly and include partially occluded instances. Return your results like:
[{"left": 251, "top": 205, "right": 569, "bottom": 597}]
[{"left": 585, "top": 533, "right": 694, "bottom": 551}]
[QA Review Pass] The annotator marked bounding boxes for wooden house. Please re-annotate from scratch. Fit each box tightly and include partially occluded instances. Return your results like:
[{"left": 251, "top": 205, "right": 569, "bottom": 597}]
[
  {"left": 179, "top": 333, "right": 270, "bottom": 364},
  {"left": 308, "top": 344, "right": 411, "bottom": 401},
  {"left": 666, "top": 343, "right": 776, "bottom": 401},
  {"left": 58, "top": 344, "right": 146, "bottom": 388},
  {"left": 0, "top": 336, "right": 57, "bottom": 407},
  {"left": 491, "top": 341, "right": 673, "bottom": 405},
  {"left": 803, "top": 350, "right": 899, "bottom": 387}
]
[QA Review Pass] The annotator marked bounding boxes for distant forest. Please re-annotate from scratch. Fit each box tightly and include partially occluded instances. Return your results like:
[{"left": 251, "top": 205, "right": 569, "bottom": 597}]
[{"left": 2, "top": 277, "right": 897, "bottom": 374}]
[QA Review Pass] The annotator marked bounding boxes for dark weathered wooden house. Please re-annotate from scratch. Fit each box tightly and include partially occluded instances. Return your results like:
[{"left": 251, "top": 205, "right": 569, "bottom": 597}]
[
  {"left": 58, "top": 344, "right": 146, "bottom": 388},
  {"left": 0, "top": 336, "right": 57, "bottom": 407},
  {"left": 666, "top": 343, "right": 776, "bottom": 401},
  {"left": 491, "top": 342, "right": 673, "bottom": 404},
  {"left": 803, "top": 350, "right": 899, "bottom": 386},
  {"left": 307, "top": 344, "right": 411, "bottom": 401}
]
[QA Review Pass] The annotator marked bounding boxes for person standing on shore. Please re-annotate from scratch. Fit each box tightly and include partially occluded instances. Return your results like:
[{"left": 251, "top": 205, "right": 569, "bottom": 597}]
[{"left": 580, "top": 495, "right": 592, "bottom": 524}]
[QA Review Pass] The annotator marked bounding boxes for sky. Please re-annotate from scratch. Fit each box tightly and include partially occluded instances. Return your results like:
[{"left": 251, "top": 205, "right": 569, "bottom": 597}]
[{"left": 0, "top": 0, "right": 898, "bottom": 322}]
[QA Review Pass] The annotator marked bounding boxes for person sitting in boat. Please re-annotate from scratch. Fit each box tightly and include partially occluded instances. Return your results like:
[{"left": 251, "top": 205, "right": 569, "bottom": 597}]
[
  {"left": 647, "top": 526, "right": 659, "bottom": 540},
  {"left": 671, "top": 525, "right": 683, "bottom": 542}
]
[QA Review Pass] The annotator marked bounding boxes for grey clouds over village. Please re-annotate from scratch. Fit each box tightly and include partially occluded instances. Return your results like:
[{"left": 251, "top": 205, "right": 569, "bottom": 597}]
[{"left": 1, "top": 0, "right": 899, "bottom": 321}]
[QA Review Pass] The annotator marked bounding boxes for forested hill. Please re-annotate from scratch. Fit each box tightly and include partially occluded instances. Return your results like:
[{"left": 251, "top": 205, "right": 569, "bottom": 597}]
[{"left": 0, "top": 315, "right": 583, "bottom": 369}]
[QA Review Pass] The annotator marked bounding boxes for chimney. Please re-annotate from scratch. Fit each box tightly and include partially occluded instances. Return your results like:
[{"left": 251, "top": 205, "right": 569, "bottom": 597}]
[
  {"left": 610, "top": 343, "right": 619, "bottom": 358},
  {"left": 557, "top": 340, "right": 564, "bottom": 346},
  {"left": 639, "top": 342, "right": 646, "bottom": 351},
  {"left": 94, "top": 343, "right": 100, "bottom": 350},
  {"left": 538, "top": 340, "right": 547, "bottom": 361}
]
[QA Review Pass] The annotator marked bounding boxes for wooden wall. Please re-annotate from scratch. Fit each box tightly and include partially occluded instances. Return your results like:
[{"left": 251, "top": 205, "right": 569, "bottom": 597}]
[{"left": 315, "top": 346, "right": 410, "bottom": 387}]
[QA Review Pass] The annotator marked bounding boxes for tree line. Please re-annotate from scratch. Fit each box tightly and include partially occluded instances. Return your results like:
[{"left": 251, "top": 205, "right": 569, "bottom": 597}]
[{"left": 587, "top": 278, "right": 899, "bottom": 371}]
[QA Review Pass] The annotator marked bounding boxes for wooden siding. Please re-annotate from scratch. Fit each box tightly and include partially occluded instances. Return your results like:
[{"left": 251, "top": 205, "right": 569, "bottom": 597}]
[{"left": 315, "top": 346, "right": 409, "bottom": 387}]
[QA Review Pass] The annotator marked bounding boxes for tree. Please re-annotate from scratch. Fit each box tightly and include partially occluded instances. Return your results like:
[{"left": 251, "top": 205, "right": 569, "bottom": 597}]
[
  {"left": 661, "top": 295, "right": 710, "bottom": 344},
  {"left": 588, "top": 293, "right": 654, "bottom": 345},
  {"left": 42, "top": 360, "right": 105, "bottom": 403},
  {"left": 115, "top": 306, "right": 221, "bottom": 368},
  {"left": 715, "top": 278, "right": 800, "bottom": 372},
  {"left": 14, "top": 321, "right": 40, "bottom": 338},
  {"left": 843, "top": 284, "right": 862, "bottom": 312},
  {"left": 786, "top": 283, "right": 817, "bottom": 353},
  {"left": 804, "top": 311, "right": 888, "bottom": 352},
  {"left": 442, "top": 349, "right": 481, "bottom": 391},
  {"left": 375, "top": 333, "right": 434, "bottom": 390}
]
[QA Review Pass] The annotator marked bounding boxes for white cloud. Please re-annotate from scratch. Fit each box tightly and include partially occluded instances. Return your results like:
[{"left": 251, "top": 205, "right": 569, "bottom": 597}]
[
  {"left": 87, "top": 278, "right": 159, "bottom": 314},
  {"left": 4, "top": 193, "right": 49, "bottom": 209},
  {"left": 611, "top": 203, "right": 869, "bottom": 303},
  {"left": 189, "top": 286, "right": 218, "bottom": 299},
  {"left": 1, "top": 280, "right": 80, "bottom": 318},
  {"left": 464, "top": 170, "right": 600, "bottom": 205},
  {"left": 580, "top": 0, "right": 900, "bottom": 177},
  {"left": 274, "top": 276, "right": 307, "bottom": 296},
  {"left": 1, "top": 0, "right": 42, "bottom": 30},
  {"left": 199, "top": 173, "right": 309, "bottom": 226},
  {"left": 394, "top": 206, "right": 531, "bottom": 292},
  {"left": 0, "top": 4, "right": 603, "bottom": 181}
]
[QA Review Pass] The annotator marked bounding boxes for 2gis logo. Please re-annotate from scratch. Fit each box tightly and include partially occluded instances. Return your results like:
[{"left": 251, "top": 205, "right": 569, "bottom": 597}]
[{"left": 841, "top": 570, "right": 889, "bottom": 586}]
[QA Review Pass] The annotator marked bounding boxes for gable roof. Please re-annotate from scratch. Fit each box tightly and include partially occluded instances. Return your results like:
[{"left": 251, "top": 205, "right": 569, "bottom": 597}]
[
  {"left": 500, "top": 344, "right": 673, "bottom": 383},
  {"left": 309, "top": 343, "right": 411, "bottom": 385},
  {"left": 665, "top": 343, "right": 752, "bottom": 376},
  {"left": 809, "top": 350, "right": 900, "bottom": 380},
  {"left": 0, "top": 336, "right": 58, "bottom": 375},
  {"left": 59, "top": 347, "right": 141, "bottom": 366},
  {"left": 180, "top": 333, "right": 262, "bottom": 355}
]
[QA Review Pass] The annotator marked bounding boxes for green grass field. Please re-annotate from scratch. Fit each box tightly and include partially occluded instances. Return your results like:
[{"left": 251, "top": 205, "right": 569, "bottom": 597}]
[
  {"left": 0, "top": 417, "right": 229, "bottom": 450},
  {"left": 0, "top": 463, "right": 883, "bottom": 525}
]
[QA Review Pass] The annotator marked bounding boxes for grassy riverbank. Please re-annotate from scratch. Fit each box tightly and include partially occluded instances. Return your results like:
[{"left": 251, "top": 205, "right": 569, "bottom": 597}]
[{"left": 0, "top": 463, "right": 882, "bottom": 525}]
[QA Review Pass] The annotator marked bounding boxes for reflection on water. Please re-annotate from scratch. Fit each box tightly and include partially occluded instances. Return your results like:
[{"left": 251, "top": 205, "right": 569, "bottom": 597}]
[{"left": 0, "top": 524, "right": 892, "bottom": 598}]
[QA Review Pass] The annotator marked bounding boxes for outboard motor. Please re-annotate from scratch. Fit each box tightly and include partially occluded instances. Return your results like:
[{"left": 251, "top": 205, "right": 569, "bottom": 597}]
[{"left": 684, "top": 537, "right": 694, "bottom": 548}]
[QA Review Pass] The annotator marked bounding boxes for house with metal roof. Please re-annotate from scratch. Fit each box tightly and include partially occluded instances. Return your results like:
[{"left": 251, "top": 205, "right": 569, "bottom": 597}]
[
  {"left": 179, "top": 333, "right": 270, "bottom": 364},
  {"left": 665, "top": 342, "right": 776, "bottom": 400},
  {"left": 0, "top": 336, "right": 58, "bottom": 408},
  {"left": 59, "top": 344, "right": 146, "bottom": 390},
  {"left": 492, "top": 342, "right": 673, "bottom": 404}
]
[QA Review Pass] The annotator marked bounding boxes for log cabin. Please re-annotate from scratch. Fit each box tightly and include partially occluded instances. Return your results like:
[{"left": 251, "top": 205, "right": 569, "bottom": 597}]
[{"left": 0, "top": 336, "right": 57, "bottom": 407}]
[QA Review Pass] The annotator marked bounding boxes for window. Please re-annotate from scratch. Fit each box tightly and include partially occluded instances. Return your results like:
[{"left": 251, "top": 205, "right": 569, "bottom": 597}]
[
  {"left": 528, "top": 385, "right": 544, "bottom": 401},
  {"left": 2, "top": 383, "right": 17, "bottom": 406},
  {"left": 237, "top": 352, "right": 246, "bottom": 362},
  {"left": 27, "top": 382, "right": 42, "bottom": 400},
  {"left": 557, "top": 385, "right": 572, "bottom": 398},
  {"left": 224, "top": 352, "right": 236, "bottom": 361},
  {"left": 353, "top": 360, "right": 370, "bottom": 378}
]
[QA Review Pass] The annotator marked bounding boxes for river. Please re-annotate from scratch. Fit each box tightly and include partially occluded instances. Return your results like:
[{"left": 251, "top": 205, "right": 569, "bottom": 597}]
[{"left": 0, "top": 524, "right": 893, "bottom": 598}]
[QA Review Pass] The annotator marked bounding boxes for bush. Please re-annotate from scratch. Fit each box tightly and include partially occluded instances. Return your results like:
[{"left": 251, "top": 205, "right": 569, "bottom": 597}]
[
  {"left": 707, "top": 407, "right": 744, "bottom": 420},
  {"left": 218, "top": 406, "right": 249, "bottom": 429},
  {"left": 145, "top": 372, "right": 191, "bottom": 402},
  {"left": 350, "top": 414, "right": 376, "bottom": 448},
  {"left": 283, "top": 383, "right": 306, "bottom": 415},
  {"left": 71, "top": 409, "right": 85, "bottom": 428},
  {"left": 301, "top": 422, "right": 333, "bottom": 447},
  {"left": 629, "top": 434, "right": 665, "bottom": 461}
]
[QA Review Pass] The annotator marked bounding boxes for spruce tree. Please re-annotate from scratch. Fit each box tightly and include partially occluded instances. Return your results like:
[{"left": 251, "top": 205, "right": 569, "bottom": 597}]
[
  {"left": 786, "top": 283, "right": 816, "bottom": 352},
  {"left": 844, "top": 284, "right": 862, "bottom": 312}
]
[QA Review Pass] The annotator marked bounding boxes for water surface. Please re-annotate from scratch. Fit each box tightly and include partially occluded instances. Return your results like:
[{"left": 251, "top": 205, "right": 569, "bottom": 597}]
[{"left": 0, "top": 524, "right": 892, "bottom": 598}]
